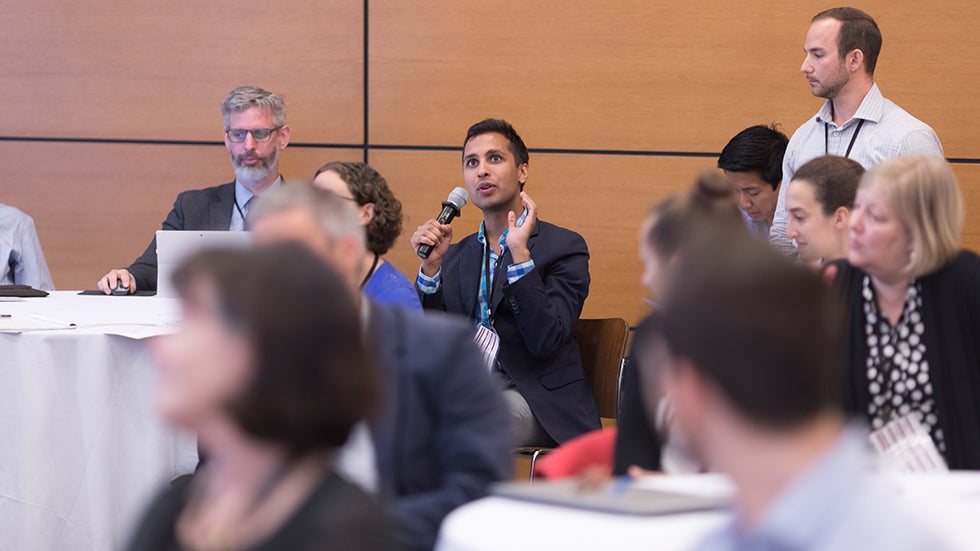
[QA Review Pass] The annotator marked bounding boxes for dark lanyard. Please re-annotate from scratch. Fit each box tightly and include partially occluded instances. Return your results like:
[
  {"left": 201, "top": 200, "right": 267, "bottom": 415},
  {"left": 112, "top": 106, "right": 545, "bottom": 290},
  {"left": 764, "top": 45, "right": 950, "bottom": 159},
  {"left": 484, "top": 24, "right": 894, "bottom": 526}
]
[
  {"left": 825, "top": 118, "right": 866, "bottom": 158},
  {"left": 359, "top": 254, "right": 380, "bottom": 290},
  {"left": 233, "top": 195, "right": 247, "bottom": 223},
  {"left": 483, "top": 241, "right": 503, "bottom": 320}
]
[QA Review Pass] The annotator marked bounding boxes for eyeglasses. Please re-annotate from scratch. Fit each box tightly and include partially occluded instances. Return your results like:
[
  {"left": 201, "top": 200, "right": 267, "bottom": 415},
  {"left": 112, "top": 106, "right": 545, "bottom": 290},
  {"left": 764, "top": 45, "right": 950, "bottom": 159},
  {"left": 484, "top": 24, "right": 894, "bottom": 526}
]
[{"left": 225, "top": 127, "right": 282, "bottom": 143}]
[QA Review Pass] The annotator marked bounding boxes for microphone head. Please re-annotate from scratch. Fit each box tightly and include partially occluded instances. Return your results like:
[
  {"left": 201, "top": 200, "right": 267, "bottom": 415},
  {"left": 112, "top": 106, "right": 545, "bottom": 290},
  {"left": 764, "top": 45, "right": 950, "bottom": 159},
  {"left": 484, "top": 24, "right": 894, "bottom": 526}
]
[{"left": 447, "top": 187, "right": 468, "bottom": 210}]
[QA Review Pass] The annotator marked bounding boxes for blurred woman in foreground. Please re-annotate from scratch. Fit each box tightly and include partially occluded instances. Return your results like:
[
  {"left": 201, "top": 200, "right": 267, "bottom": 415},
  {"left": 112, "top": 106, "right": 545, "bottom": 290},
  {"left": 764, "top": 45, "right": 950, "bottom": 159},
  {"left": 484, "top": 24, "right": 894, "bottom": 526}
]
[
  {"left": 615, "top": 170, "right": 746, "bottom": 475},
  {"left": 126, "top": 244, "right": 392, "bottom": 550},
  {"left": 833, "top": 156, "right": 980, "bottom": 469}
]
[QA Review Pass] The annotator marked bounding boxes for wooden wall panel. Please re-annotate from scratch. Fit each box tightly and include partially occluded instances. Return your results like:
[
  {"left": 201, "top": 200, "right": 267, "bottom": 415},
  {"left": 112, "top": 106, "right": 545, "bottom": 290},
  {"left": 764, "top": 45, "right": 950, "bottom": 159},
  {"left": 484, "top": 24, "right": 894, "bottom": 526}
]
[
  {"left": 1, "top": 0, "right": 978, "bottom": 320},
  {"left": 0, "top": 142, "right": 362, "bottom": 290},
  {"left": 0, "top": 1, "right": 363, "bottom": 145},
  {"left": 953, "top": 164, "right": 980, "bottom": 255},
  {"left": 374, "top": 150, "right": 717, "bottom": 324},
  {"left": 369, "top": 1, "right": 980, "bottom": 157}
]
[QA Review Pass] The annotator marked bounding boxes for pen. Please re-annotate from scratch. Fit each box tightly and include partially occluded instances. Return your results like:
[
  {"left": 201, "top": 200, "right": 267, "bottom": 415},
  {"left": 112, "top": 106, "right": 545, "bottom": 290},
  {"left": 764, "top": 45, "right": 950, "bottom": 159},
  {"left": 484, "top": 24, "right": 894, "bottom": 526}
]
[{"left": 0, "top": 314, "right": 11, "bottom": 318}]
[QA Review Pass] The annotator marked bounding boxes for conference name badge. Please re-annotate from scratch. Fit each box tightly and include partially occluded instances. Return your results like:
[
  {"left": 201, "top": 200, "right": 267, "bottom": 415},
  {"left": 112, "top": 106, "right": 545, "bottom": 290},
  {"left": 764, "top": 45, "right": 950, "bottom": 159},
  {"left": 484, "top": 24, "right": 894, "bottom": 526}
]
[{"left": 474, "top": 324, "right": 500, "bottom": 373}]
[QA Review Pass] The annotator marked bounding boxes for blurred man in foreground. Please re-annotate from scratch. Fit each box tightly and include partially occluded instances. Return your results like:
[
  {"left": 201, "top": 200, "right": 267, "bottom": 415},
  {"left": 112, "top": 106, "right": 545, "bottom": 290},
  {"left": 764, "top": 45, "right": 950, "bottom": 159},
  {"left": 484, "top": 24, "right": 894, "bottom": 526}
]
[
  {"left": 640, "top": 234, "right": 949, "bottom": 550},
  {"left": 249, "top": 184, "right": 511, "bottom": 551}
]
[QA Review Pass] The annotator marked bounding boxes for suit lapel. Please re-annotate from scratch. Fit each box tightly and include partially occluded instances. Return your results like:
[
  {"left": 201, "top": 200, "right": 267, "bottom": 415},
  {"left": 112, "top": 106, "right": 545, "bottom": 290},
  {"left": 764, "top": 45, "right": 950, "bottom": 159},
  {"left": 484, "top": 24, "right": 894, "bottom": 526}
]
[
  {"left": 491, "top": 248, "right": 510, "bottom": 315},
  {"left": 211, "top": 181, "right": 236, "bottom": 230},
  {"left": 457, "top": 237, "right": 482, "bottom": 318}
]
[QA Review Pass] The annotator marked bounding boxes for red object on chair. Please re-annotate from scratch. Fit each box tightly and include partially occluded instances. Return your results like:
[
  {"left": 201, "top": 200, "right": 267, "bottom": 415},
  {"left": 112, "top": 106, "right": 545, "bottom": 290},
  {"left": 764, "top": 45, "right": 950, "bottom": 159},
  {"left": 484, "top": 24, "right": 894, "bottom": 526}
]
[{"left": 534, "top": 428, "right": 617, "bottom": 480}]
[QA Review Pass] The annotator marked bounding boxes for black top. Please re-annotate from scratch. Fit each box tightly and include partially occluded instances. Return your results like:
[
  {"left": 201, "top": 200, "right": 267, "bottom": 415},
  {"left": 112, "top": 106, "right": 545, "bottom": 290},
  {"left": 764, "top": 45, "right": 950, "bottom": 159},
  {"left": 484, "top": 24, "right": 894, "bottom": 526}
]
[
  {"left": 613, "top": 313, "right": 663, "bottom": 475},
  {"left": 833, "top": 250, "right": 980, "bottom": 469},
  {"left": 124, "top": 472, "right": 396, "bottom": 551}
]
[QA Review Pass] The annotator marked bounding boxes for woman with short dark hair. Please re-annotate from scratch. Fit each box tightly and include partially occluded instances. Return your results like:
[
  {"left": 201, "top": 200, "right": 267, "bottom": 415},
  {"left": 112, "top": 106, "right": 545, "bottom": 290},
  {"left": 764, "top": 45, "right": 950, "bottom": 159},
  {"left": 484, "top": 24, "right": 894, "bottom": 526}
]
[{"left": 126, "top": 243, "right": 393, "bottom": 551}]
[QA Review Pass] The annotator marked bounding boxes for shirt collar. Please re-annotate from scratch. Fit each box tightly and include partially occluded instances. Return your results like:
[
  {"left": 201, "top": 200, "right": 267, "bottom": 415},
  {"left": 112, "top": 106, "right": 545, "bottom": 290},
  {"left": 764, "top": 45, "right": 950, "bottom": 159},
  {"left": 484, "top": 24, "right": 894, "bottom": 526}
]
[
  {"left": 816, "top": 83, "right": 884, "bottom": 127},
  {"left": 234, "top": 175, "right": 283, "bottom": 208},
  {"left": 723, "top": 425, "right": 872, "bottom": 549},
  {"left": 477, "top": 207, "right": 529, "bottom": 248}
]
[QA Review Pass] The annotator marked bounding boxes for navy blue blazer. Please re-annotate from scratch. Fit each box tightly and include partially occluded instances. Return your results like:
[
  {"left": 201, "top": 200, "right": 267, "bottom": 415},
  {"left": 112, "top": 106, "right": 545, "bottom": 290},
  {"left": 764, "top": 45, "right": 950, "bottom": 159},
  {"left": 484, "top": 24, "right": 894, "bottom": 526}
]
[
  {"left": 368, "top": 303, "right": 511, "bottom": 551},
  {"left": 419, "top": 219, "right": 600, "bottom": 444},
  {"left": 127, "top": 182, "right": 236, "bottom": 291}
]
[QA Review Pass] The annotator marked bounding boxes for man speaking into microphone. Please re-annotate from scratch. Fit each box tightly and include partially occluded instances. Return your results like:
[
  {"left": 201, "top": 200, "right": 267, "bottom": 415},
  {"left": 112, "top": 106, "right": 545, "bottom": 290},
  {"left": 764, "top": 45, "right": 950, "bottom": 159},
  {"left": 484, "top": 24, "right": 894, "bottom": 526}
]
[{"left": 410, "top": 119, "right": 600, "bottom": 447}]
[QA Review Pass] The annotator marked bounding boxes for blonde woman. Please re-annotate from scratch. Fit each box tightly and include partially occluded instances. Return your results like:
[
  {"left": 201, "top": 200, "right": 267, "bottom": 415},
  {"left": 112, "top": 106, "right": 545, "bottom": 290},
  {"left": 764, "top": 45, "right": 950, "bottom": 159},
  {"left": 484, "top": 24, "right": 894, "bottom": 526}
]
[{"left": 832, "top": 156, "right": 980, "bottom": 469}]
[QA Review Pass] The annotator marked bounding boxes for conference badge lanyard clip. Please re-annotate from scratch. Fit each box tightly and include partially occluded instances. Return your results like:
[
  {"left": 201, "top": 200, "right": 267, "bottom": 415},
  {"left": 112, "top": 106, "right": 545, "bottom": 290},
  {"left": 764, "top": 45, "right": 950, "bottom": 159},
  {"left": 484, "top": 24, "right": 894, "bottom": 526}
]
[{"left": 474, "top": 242, "right": 502, "bottom": 373}]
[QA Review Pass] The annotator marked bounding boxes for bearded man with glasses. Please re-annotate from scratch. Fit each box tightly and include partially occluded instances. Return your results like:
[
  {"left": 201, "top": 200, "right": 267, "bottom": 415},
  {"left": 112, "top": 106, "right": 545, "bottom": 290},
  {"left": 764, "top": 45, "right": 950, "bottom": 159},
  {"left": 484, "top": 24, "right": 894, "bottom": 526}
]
[{"left": 98, "top": 85, "right": 291, "bottom": 294}]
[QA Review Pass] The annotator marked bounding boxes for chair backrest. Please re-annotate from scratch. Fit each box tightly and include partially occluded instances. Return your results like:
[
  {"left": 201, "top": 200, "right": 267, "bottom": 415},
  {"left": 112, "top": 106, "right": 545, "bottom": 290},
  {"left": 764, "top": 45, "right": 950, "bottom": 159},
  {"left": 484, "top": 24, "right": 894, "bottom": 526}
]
[{"left": 575, "top": 318, "right": 630, "bottom": 420}]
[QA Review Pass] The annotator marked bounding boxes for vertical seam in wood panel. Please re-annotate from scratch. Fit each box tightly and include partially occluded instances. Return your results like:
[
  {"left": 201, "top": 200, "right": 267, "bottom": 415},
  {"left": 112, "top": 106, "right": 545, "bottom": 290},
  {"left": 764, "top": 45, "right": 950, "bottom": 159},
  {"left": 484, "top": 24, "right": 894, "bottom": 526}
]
[{"left": 363, "top": 0, "right": 370, "bottom": 164}]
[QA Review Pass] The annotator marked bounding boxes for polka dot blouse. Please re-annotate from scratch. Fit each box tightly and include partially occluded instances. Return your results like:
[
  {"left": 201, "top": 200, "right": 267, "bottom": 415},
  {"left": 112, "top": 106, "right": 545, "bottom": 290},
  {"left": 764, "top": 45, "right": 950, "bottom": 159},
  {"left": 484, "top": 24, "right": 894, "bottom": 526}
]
[{"left": 862, "top": 276, "right": 945, "bottom": 454}]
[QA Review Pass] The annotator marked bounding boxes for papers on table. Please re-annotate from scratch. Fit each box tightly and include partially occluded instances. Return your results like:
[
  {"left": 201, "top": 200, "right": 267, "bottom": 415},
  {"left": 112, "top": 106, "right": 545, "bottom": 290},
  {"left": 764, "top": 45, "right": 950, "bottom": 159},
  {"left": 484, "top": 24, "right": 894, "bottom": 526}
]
[{"left": 0, "top": 291, "right": 181, "bottom": 339}]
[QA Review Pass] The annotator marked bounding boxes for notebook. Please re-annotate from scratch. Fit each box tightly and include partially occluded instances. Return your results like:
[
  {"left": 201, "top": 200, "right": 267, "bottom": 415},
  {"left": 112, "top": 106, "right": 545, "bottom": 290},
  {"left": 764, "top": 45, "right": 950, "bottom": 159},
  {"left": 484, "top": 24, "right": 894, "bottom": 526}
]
[
  {"left": 155, "top": 230, "right": 253, "bottom": 298},
  {"left": 491, "top": 478, "right": 729, "bottom": 516}
]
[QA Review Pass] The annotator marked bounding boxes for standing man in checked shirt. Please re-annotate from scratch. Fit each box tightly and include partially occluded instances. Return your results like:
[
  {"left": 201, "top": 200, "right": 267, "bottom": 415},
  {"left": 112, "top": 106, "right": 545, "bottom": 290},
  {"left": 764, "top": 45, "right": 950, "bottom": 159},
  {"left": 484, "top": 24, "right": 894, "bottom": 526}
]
[
  {"left": 410, "top": 119, "right": 600, "bottom": 447},
  {"left": 769, "top": 7, "right": 943, "bottom": 256}
]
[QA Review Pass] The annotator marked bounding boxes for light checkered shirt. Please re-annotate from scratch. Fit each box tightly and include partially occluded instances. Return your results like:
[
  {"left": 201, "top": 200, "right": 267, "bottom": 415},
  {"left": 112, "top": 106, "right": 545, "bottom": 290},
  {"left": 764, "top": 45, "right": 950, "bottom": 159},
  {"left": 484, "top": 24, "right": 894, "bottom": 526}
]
[{"left": 769, "top": 84, "right": 943, "bottom": 256}]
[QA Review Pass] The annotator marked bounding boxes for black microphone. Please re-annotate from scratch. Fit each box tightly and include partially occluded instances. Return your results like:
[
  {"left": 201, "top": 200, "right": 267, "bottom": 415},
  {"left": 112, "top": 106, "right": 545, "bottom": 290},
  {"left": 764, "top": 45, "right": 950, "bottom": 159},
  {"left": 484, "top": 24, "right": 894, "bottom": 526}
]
[{"left": 417, "top": 187, "right": 468, "bottom": 259}]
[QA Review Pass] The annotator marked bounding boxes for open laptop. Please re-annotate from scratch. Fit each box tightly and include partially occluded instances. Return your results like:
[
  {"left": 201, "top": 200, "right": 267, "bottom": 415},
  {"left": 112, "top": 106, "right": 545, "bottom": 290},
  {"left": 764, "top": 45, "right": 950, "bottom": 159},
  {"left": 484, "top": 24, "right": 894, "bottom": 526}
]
[{"left": 156, "top": 230, "right": 254, "bottom": 298}]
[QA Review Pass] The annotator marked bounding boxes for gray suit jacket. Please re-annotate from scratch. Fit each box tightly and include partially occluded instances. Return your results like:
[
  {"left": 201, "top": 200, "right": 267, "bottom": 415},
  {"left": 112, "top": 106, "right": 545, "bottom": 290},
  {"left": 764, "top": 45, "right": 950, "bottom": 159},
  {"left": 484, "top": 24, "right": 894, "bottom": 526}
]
[{"left": 127, "top": 182, "right": 236, "bottom": 291}]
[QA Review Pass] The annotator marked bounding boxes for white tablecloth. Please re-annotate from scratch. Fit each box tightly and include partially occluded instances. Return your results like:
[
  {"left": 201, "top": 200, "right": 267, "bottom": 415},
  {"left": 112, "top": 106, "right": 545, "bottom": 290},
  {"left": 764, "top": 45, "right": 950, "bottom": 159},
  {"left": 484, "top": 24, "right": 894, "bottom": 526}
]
[
  {"left": 0, "top": 292, "right": 198, "bottom": 551},
  {"left": 436, "top": 473, "right": 980, "bottom": 551}
]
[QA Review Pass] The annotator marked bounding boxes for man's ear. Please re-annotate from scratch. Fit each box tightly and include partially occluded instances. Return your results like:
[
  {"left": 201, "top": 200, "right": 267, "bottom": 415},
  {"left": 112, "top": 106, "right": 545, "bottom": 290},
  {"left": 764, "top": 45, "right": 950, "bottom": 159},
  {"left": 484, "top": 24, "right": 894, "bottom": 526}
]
[
  {"left": 847, "top": 48, "right": 865, "bottom": 74},
  {"left": 330, "top": 236, "right": 366, "bottom": 289},
  {"left": 518, "top": 163, "right": 529, "bottom": 190},
  {"left": 833, "top": 206, "right": 850, "bottom": 230},
  {"left": 360, "top": 203, "right": 376, "bottom": 225},
  {"left": 277, "top": 124, "right": 291, "bottom": 149}
]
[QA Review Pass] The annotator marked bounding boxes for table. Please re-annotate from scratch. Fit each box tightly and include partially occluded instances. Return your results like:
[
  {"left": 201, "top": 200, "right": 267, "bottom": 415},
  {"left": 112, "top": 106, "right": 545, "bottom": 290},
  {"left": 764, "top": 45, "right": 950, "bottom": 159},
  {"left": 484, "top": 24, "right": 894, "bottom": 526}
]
[
  {"left": 436, "top": 473, "right": 980, "bottom": 551},
  {"left": 0, "top": 292, "right": 198, "bottom": 551}
]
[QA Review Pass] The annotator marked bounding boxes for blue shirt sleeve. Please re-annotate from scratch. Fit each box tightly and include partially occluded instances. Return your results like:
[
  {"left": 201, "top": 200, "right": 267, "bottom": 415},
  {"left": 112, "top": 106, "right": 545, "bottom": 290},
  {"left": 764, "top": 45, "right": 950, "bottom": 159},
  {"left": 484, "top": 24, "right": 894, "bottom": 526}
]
[
  {"left": 416, "top": 268, "right": 441, "bottom": 295},
  {"left": 506, "top": 259, "right": 535, "bottom": 285}
]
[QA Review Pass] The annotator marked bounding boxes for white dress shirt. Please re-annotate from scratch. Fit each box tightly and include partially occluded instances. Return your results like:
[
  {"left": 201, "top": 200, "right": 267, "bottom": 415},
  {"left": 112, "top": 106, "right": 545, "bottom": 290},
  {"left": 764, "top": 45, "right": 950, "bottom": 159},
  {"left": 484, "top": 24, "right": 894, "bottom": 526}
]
[{"left": 770, "top": 84, "right": 943, "bottom": 255}]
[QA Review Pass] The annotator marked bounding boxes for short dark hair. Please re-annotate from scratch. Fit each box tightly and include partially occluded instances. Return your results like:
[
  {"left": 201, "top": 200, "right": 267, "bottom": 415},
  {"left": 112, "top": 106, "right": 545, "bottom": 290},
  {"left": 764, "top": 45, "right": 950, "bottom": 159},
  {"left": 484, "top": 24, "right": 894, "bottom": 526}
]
[
  {"left": 647, "top": 170, "right": 746, "bottom": 262},
  {"left": 813, "top": 7, "right": 882, "bottom": 75},
  {"left": 792, "top": 155, "right": 865, "bottom": 216},
  {"left": 660, "top": 236, "right": 843, "bottom": 429},
  {"left": 717, "top": 124, "right": 789, "bottom": 190},
  {"left": 464, "top": 118, "right": 530, "bottom": 167},
  {"left": 172, "top": 243, "right": 377, "bottom": 456},
  {"left": 314, "top": 161, "right": 404, "bottom": 256}
]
